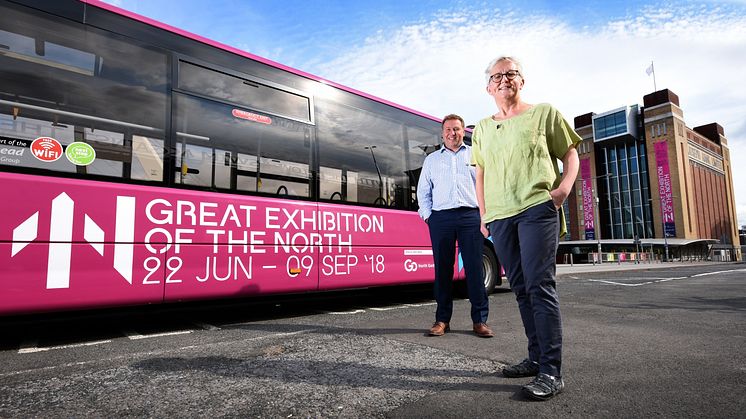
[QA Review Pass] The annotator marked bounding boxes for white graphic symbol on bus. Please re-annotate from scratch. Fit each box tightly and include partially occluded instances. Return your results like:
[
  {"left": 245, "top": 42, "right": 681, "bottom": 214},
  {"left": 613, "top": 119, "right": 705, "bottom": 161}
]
[
  {"left": 10, "top": 192, "right": 135, "bottom": 289},
  {"left": 404, "top": 259, "right": 418, "bottom": 272}
]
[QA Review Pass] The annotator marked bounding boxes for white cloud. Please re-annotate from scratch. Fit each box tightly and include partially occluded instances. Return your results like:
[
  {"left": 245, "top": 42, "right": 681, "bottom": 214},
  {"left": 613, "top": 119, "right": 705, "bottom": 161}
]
[{"left": 313, "top": 3, "right": 746, "bottom": 227}]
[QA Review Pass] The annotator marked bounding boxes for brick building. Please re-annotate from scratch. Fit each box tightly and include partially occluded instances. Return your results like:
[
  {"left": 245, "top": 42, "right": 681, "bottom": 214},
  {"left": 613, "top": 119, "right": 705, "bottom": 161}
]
[{"left": 564, "top": 88, "right": 740, "bottom": 261}]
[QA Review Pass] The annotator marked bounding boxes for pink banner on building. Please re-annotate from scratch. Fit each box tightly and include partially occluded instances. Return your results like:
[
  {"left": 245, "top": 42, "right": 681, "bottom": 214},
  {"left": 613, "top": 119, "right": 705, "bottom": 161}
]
[
  {"left": 654, "top": 141, "right": 676, "bottom": 237},
  {"left": 580, "top": 158, "right": 595, "bottom": 240}
]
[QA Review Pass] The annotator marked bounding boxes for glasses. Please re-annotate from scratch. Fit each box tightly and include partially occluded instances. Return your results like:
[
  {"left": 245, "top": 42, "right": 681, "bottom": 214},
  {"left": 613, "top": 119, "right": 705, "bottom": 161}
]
[{"left": 489, "top": 70, "right": 521, "bottom": 83}]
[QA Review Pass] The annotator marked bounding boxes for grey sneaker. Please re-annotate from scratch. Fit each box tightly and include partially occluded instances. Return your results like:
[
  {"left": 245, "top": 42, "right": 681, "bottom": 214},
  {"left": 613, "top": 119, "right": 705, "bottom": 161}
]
[
  {"left": 502, "top": 358, "right": 539, "bottom": 378},
  {"left": 522, "top": 373, "right": 564, "bottom": 401}
]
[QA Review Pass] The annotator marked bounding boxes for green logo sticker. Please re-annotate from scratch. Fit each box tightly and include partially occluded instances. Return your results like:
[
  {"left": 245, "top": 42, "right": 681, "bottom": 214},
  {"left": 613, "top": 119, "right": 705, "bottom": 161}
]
[{"left": 65, "top": 142, "right": 96, "bottom": 166}]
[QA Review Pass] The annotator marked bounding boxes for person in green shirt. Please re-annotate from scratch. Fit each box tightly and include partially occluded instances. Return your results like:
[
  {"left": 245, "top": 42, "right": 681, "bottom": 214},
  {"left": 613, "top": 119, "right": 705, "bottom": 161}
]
[{"left": 471, "top": 55, "right": 581, "bottom": 401}]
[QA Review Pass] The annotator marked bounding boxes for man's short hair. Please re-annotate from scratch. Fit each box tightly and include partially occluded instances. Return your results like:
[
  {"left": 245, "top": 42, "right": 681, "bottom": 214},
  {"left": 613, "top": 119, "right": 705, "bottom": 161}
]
[{"left": 442, "top": 114, "right": 465, "bottom": 129}]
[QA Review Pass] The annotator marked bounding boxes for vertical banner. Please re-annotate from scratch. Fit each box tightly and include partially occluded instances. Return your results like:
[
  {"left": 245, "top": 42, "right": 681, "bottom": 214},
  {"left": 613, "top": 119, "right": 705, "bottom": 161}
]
[
  {"left": 654, "top": 141, "right": 676, "bottom": 237},
  {"left": 580, "top": 158, "right": 595, "bottom": 240}
]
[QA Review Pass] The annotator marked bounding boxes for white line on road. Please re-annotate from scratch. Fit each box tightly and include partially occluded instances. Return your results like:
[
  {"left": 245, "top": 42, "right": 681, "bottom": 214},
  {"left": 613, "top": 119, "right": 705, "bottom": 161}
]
[
  {"left": 18, "top": 340, "right": 38, "bottom": 353},
  {"left": 2, "top": 329, "right": 314, "bottom": 377},
  {"left": 194, "top": 322, "right": 221, "bottom": 331},
  {"left": 369, "top": 305, "right": 410, "bottom": 311},
  {"left": 692, "top": 268, "right": 746, "bottom": 277},
  {"left": 125, "top": 330, "right": 193, "bottom": 340},
  {"left": 18, "top": 339, "right": 112, "bottom": 354},
  {"left": 324, "top": 309, "right": 366, "bottom": 315},
  {"left": 582, "top": 268, "right": 746, "bottom": 287},
  {"left": 326, "top": 301, "right": 435, "bottom": 313},
  {"left": 585, "top": 278, "right": 677, "bottom": 287},
  {"left": 404, "top": 302, "right": 437, "bottom": 307}
]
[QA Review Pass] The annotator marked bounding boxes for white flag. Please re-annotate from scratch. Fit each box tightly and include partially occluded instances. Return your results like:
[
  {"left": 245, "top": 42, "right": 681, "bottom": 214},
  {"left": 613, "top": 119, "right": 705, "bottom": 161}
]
[{"left": 646, "top": 63, "right": 654, "bottom": 76}]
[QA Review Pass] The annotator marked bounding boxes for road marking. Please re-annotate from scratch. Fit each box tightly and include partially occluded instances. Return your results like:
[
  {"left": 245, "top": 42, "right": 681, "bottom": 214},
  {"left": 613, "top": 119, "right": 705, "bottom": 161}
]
[
  {"left": 194, "top": 322, "right": 221, "bottom": 331},
  {"left": 404, "top": 302, "right": 437, "bottom": 307},
  {"left": 125, "top": 330, "right": 193, "bottom": 340},
  {"left": 18, "top": 339, "right": 112, "bottom": 354},
  {"left": 583, "top": 268, "right": 746, "bottom": 287},
  {"left": 369, "top": 305, "right": 410, "bottom": 311},
  {"left": 585, "top": 278, "right": 678, "bottom": 287},
  {"left": 2, "top": 329, "right": 314, "bottom": 376},
  {"left": 322, "top": 301, "right": 434, "bottom": 314},
  {"left": 18, "top": 340, "right": 38, "bottom": 353},
  {"left": 692, "top": 268, "right": 746, "bottom": 277},
  {"left": 325, "top": 309, "right": 366, "bottom": 315}
]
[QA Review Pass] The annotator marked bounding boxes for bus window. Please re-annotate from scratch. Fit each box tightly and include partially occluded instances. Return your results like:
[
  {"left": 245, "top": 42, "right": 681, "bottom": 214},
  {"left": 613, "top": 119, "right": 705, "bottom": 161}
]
[
  {"left": 319, "top": 166, "right": 343, "bottom": 200},
  {"left": 81, "top": 127, "right": 124, "bottom": 177},
  {"left": 0, "top": 28, "right": 97, "bottom": 77},
  {"left": 178, "top": 60, "right": 312, "bottom": 124},
  {"left": 0, "top": 112, "right": 76, "bottom": 172},
  {"left": 316, "top": 98, "right": 409, "bottom": 208},
  {"left": 131, "top": 135, "right": 164, "bottom": 182},
  {"left": 405, "top": 125, "right": 441, "bottom": 207},
  {"left": 175, "top": 141, "right": 213, "bottom": 187},
  {"left": 0, "top": 4, "right": 168, "bottom": 181},
  {"left": 236, "top": 152, "right": 258, "bottom": 191},
  {"left": 258, "top": 157, "right": 310, "bottom": 196},
  {"left": 173, "top": 93, "right": 312, "bottom": 197}
]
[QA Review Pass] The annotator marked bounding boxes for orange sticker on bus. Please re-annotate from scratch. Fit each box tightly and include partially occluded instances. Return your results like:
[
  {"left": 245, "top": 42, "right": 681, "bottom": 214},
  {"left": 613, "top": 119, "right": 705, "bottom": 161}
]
[{"left": 232, "top": 109, "right": 272, "bottom": 124}]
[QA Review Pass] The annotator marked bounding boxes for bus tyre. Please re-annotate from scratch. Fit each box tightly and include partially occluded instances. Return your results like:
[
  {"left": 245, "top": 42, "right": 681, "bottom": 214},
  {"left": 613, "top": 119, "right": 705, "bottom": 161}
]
[{"left": 482, "top": 244, "right": 498, "bottom": 294}]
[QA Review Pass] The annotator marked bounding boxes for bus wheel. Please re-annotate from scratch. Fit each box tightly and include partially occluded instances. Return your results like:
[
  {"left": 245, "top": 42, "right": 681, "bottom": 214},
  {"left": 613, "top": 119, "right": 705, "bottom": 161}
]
[{"left": 482, "top": 245, "right": 498, "bottom": 294}]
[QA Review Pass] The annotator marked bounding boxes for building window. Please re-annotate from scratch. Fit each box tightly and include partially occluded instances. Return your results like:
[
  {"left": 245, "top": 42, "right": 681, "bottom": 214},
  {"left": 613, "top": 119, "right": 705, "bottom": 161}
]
[{"left": 594, "top": 110, "right": 628, "bottom": 140}]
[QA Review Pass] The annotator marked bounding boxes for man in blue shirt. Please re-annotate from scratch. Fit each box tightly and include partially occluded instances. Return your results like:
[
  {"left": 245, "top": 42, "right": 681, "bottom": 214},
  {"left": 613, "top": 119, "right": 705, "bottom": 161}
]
[{"left": 417, "top": 114, "right": 492, "bottom": 338}]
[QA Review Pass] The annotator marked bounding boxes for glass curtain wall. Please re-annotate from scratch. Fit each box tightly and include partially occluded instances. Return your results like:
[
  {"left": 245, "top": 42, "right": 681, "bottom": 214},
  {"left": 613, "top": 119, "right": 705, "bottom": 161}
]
[{"left": 596, "top": 141, "right": 653, "bottom": 239}]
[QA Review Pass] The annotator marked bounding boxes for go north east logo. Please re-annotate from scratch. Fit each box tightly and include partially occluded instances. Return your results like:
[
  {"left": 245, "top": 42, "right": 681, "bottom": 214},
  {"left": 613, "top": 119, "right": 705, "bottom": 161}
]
[{"left": 11, "top": 192, "right": 135, "bottom": 289}]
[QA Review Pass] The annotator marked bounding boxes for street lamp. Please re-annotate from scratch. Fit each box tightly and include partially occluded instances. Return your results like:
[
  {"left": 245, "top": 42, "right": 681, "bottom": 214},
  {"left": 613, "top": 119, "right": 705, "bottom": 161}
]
[
  {"left": 578, "top": 174, "right": 610, "bottom": 264},
  {"left": 364, "top": 145, "right": 384, "bottom": 203},
  {"left": 660, "top": 205, "right": 670, "bottom": 262}
]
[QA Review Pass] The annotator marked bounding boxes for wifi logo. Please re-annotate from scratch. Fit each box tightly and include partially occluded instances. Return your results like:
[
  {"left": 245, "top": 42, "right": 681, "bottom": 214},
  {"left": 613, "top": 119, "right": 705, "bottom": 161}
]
[{"left": 31, "top": 137, "right": 63, "bottom": 162}]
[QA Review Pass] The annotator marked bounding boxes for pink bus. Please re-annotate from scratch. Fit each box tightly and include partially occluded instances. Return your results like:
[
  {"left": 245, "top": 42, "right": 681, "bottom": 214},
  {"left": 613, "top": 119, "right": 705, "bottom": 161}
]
[{"left": 0, "top": 0, "right": 501, "bottom": 315}]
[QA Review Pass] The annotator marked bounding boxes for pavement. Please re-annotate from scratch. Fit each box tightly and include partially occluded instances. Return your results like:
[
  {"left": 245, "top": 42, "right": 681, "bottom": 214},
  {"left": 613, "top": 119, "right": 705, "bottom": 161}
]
[
  {"left": 556, "top": 260, "right": 718, "bottom": 276},
  {"left": 1, "top": 261, "right": 743, "bottom": 417},
  {"left": 386, "top": 260, "right": 746, "bottom": 418}
]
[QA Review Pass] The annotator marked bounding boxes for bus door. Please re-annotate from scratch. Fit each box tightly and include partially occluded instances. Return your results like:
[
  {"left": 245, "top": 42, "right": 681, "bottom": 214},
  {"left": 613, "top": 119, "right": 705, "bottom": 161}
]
[{"left": 164, "top": 59, "right": 319, "bottom": 301}]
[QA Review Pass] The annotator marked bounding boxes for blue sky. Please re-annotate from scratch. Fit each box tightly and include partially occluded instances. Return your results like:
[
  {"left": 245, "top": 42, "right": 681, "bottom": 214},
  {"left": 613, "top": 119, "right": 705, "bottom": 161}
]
[{"left": 105, "top": 0, "right": 746, "bottom": 226}]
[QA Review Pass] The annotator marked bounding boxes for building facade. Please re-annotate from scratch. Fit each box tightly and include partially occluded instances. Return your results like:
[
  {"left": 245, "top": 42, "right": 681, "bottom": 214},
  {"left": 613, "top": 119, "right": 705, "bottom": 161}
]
[{"left": 566, "top": 89, "right": 741, "bottom": 260}]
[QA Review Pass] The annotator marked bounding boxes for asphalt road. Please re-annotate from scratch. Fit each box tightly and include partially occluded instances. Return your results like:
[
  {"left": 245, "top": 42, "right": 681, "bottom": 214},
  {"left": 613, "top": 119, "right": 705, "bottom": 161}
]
[{"left": 0, "top": 262, "right": 744, "bottom": 418}]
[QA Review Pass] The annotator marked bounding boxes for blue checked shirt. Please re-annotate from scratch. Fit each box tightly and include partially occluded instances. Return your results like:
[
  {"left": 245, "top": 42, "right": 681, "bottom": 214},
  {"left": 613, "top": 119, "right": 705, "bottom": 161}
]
[{"left": 417, "top": 143, "right": 479, "bottom": 221}]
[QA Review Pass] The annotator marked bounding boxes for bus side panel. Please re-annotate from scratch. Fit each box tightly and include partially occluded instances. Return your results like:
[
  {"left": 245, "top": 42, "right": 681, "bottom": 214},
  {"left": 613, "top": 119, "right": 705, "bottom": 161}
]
[
  {"left": 0, "top": 173, "right": 324, "bottom": 313},
  {"left": 0, "top": 172, "right": 443, "bottom": 313},
  {"left": 316, "top": 203, "right": 434, "bottom": 290},
  {"left": 0, "top": 243, "right": 164, "bottom": 315},
  {"left": 318, "top": 246, "right": 434, "bottom": 291},
  {"left": 158, "top": 191, "right": 321, "bottom": 302},
  {"left": 162, "top": 245, "right": 319, "bottom": 301},
  {"left": 0, "top": 173, "right": 167, "bottom": 314}
]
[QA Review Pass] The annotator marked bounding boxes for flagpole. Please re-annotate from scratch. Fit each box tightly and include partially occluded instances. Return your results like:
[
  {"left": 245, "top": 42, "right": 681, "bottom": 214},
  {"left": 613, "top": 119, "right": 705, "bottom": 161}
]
[{"left": 651, "top": 61, "right": 657, "bottom": 91}]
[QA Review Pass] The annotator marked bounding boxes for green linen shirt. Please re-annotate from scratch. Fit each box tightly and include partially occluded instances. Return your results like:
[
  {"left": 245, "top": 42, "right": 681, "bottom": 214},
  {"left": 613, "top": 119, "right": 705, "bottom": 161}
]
[{"left": 471, "top": 103, "right": 582, "bottom": 236}]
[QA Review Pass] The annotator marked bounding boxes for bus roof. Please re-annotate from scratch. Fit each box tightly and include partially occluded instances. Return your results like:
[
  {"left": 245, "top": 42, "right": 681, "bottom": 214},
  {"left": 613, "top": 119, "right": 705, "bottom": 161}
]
[{"left": 82, "top": 0, "right": 442, "bottom": 124}]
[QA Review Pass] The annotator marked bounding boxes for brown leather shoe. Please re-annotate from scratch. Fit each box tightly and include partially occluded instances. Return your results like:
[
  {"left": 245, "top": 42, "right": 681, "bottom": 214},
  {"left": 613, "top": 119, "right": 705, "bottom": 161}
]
[
  {"left": 428, "top": 322, "right": 450, "bottom": 336},
  {"left": 473, "top": 322, "right": 494, "bottom": 338}
]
